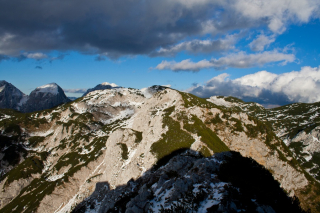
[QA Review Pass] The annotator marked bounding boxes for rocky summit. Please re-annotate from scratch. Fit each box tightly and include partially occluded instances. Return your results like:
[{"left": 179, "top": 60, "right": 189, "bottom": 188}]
[{"left": 0, "top": 86, "right": 320, "bottom": 213}]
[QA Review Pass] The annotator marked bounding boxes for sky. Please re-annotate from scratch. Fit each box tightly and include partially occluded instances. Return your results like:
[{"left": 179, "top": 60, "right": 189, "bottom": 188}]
[{"left": 1, "top": 0, "right": 320, "bottom": 107}]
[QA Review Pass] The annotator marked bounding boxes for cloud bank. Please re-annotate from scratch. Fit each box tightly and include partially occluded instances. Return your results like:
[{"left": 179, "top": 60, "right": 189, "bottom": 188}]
[
  {"left": 0, "top": 0, "right": 319, "bottom": 59},
  {"left": 155, "top": 50, "right": 295, "bottom": 71},
  {"left": 64, "top": 88, "right": 87, "bottom": 93},
  {"left": 187, "top": 66, "right": 320, "bottom": 106}
]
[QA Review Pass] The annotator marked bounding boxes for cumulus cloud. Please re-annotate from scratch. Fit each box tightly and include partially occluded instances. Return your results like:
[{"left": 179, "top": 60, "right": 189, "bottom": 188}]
[
  {"left": 229, "top": 0, "right": 320, "bottom": 33},
  {"left": 0, "top": 0, "right": 319, "bottom": 59},
  {"left": 155, "top": 50, "right": 295, "bottom": 71},
  {"left": 64, "top": 88, "right": 87, "bottom": 93},
  {"left": 187, "top": 66, "right": 320, "bottom": 105},
  {"left": 249, "top": 34, "right": 275, "bottom": 51}
]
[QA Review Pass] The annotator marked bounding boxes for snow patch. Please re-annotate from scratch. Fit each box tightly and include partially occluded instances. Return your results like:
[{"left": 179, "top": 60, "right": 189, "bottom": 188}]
[
  {"left": 17, "top": 95, "right": 29, "bottom": 107},
  {"left": 207, "top": 96, "right": 232, "bottom": 107},
  {"left": 29, "top": 129, "right": 54, "bottom": 137},
  {"left": 101, "top": 82, "right": 118, "bottom": 87},
  {"left": 36, "top": 83, "right": 59, "bottom": 95},
  {"left": 47, "top": 173, "right": 65, "bottom": 182},
  {"left": 0, "top": 85, "right": 5, "bottom": 93}
]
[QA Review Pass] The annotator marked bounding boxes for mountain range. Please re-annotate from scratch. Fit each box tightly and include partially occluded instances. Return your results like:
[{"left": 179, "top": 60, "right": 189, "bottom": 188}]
[
  {"left": 0, "top": 81, "right": 70, "bottom": 113},
  {"left": 0, "top": 82, "right": 320, "bottom": 212}
]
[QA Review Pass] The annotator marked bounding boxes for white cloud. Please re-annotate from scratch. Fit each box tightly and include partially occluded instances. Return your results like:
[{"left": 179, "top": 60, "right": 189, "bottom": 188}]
[
  {"left": 1, "top": 0, "right": 319, "bottom": 59},
  {"left": 229, "top": 0, "right": 320, "bottom": 33},
  {"left": 155, "top": 59, "right": 213, "bottom": 72},
  {"left": 155, "top": 50, "right": 295, "bottom": 72},
  {"left": 249, "top": 34, "right": 275, "bottom": 51},
  {"left": 187, "top": 66, "right": 320, "bottom": 105},
  {"left": 22, "top": 52, "right": 48, "bottom": 60},
  {"left": 63, "top": 88, "right": 87, "bottom": 93},
  {"left": 152, "top": 34, "right": 238, "bottom": 57}
]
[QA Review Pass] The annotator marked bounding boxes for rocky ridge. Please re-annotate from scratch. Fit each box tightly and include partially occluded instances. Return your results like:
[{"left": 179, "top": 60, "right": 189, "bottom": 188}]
[{"left": 0, "top": 87, "right": 319, "bottom": 212}]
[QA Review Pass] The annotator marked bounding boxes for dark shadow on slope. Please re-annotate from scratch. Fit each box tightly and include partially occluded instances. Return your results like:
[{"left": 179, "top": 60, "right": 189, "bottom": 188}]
[
  {"left": 72, "top": 149, "right": 306, "bottom": 213},
  {"left": 217, "top": 151, "right": 306, "bottom": 213}
]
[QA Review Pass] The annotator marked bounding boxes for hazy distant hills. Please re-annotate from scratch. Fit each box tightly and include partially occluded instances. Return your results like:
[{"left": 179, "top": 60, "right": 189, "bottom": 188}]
[{"left": 0, "top": 84, "right": 319, "bottom": 212}]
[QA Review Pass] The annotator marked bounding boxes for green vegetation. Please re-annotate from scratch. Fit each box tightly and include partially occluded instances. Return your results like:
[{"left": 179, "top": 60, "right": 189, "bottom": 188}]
[
  {"left": 182, "top": 115, "right": 229, "bottom": 154},
  {"left": 224, "top": 96, "right": 245, "bottom": 103},
  {"left": 4, "top": 123, "right": 21, "bottom": 135},
  {"left": 209, "top": 113, "right": 223, "bottom": 124},
  {"left": 57, "top": 120, "right": 90, "bottom": 134},
  {"left": 28, "top": 136, "right": 45, "bottom": 147},
  {"left": 0, "top": 177, "right": 61, "bottom": 213},
  {"left": 134, "top": 130, "right": 143, "bottom": 143},
  {"left": 230, "top": 117, "right": 244, "bottom": 133},
  {"left": 199, "top": 146, "right": 212, "bottom": 157},
  {"left": 179, "top": 91, "right": 220, "bottom": 109},
  {"left": 117, "top": 143, "right": 129, "bottom": 160},
  {"left": 4, "top": 156, "right": 44, "bottom": 186},
  {"left": 151, "top": 106, "right": 195, "bottom": 160}
]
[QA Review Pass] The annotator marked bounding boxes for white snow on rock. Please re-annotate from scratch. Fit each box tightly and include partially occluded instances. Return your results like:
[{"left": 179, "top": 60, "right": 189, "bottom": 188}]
[
  {"left": 207, "top": 96, "right": 232, "bottom": 107},
  {"left": 0, "top": 85, "right": 5, "bottom": 93},
  {"left": 140, "top": 86, "right": 161, "bottom": 99},
  {"left": 101, "top": 82, "right": 118, "bottom": 87},
  {"left": 36, "top": 83, "right": 59, "bottom": 95},
  {"left": 47, "top": 173, "right": 65, "bottom": 182},
  {"left": 17, "top": 95, "right": 29, "bottom": 107}
]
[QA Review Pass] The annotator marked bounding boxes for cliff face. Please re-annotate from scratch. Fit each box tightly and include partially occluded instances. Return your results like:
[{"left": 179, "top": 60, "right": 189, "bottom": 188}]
[{"left": 0, "top": 87, "right": 318, "bottom": 212}]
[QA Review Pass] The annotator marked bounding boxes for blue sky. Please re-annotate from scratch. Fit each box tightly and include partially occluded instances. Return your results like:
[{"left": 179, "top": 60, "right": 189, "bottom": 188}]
[{"left": 1, "top": 0, "right": 320, "bottom": 106}]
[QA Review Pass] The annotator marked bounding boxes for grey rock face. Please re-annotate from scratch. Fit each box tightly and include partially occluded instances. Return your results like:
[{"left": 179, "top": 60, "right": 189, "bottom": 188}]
[
  {"left": 0, "top": 81, "right": 26, "bottom": 111},
  {"left": 21, "top": 83, "right": 70, "bottom": 113}
]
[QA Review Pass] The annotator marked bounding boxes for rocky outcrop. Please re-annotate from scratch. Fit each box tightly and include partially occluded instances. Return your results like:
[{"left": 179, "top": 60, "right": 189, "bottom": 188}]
[{"left": 72, "top": 151, "right": 305, "bottom": 213}]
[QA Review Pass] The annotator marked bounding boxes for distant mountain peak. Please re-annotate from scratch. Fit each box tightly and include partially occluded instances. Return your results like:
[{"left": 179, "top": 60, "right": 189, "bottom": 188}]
[
  {"left": 0, "top": 81, "right": 70, "bottom": 112},
  {"left": 82, "top": 82, "right": 121, "bottom": 96},
  {"left": 101, "top": 82, "right": 118, "bottom": 87},
  {"left": 35, "top": 83, "right": 59, "bottom": 95}
]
